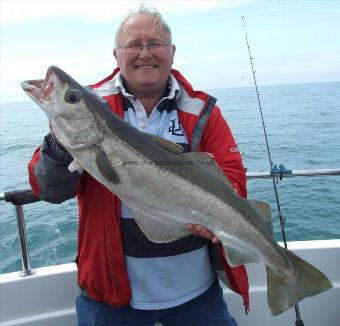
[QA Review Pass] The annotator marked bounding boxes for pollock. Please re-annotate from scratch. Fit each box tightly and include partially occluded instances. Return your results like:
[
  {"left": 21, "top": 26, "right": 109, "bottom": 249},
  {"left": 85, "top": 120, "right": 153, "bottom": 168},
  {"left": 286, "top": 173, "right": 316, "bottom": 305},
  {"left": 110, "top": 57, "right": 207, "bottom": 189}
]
[{"left": 22, "top": 66, "right": 332, "bottom": 315}]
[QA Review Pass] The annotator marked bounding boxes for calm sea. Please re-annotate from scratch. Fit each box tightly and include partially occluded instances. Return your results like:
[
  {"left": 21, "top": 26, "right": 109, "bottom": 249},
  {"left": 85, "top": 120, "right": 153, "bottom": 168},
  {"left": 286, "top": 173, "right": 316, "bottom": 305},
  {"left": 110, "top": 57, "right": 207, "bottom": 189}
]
[{"left": 1, "top": 81, "right": 339, "bottom": 274}]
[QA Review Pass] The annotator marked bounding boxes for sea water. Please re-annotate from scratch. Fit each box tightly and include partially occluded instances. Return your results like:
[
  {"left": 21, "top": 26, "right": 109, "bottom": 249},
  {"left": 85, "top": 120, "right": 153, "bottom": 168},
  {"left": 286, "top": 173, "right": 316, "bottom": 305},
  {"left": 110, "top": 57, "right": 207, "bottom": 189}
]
[{"left": 0, "top": 81, "right": 339, "bottom": 274}]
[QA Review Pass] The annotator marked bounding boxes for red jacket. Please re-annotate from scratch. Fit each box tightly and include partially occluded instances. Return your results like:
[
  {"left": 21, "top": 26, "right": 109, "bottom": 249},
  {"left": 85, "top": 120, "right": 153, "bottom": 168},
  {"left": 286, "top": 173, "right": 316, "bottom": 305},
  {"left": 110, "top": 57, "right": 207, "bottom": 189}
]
[{"left": 29, "top": 68, "right": 250, "bottom": 310}]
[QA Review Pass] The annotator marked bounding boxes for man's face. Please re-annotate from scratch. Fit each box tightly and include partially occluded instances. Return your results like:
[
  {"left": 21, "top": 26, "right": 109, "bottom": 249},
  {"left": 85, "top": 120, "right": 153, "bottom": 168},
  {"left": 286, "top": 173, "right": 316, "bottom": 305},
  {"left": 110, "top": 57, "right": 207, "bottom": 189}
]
[{"left": 114, "top": 13, "right": 175, "bottom": 96}]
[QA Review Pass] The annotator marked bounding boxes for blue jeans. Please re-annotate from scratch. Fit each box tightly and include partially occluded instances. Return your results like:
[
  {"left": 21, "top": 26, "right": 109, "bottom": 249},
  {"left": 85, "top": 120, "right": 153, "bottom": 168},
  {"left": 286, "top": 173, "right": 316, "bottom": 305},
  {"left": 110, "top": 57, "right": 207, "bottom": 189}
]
[{"left": 76, "top": 278, "right": 237, "bottom": 326}]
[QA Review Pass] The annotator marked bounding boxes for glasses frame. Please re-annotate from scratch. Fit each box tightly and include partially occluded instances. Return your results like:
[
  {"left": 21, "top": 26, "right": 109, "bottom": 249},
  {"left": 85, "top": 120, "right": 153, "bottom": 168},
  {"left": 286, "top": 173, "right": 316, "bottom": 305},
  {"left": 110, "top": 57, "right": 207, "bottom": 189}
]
[{"left": 118, "top": 41, "right": 172, "bottom": 55}]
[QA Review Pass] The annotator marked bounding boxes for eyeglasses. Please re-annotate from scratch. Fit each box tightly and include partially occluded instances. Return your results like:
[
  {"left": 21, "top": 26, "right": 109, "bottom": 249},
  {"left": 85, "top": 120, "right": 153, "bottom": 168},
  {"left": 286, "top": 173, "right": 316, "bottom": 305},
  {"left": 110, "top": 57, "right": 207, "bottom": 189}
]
[{"left": 119, "top": 41, "right": 171, "bottom": 55}]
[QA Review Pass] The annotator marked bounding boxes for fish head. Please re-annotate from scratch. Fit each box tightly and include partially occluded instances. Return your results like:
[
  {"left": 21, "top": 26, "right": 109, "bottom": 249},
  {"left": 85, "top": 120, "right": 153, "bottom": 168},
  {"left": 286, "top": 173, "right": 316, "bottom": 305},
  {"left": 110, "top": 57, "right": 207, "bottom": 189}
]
[{"left": 21, "top": 66, "right": 104, "bottom": 151}]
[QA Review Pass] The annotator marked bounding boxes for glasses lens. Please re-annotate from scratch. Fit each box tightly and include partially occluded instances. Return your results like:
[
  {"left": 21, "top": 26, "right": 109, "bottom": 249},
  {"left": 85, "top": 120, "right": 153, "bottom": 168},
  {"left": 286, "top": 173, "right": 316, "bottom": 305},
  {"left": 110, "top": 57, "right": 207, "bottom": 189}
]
[
  {"left": 124, "top": 42, "right": 169, "bottom": 55},
  {"left": 148, "top": 43, "right": 162, "bottom": 51},
  {"left": 125, "top": 44, "right": 141, "bottom": 55}
]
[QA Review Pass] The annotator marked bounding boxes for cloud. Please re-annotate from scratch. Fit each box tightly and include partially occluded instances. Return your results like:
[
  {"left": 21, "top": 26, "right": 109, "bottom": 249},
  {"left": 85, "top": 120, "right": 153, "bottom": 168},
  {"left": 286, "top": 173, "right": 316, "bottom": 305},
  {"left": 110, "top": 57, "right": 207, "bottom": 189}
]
[{"left": 1, "top": 0, "right": 247, "bottom": 25}]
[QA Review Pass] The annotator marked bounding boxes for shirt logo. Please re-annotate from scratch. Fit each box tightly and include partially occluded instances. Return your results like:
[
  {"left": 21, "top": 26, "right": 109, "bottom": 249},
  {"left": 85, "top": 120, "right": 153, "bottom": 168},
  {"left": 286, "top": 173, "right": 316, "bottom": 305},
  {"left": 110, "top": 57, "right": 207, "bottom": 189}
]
[{"left": 168, "top": 119, "right": 184, "bottom": 136}]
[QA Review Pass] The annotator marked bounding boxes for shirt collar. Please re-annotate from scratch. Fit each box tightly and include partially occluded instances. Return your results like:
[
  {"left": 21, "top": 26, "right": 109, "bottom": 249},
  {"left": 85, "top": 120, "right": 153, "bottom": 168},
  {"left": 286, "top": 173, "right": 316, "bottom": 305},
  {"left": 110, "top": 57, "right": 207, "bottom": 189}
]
[{"left": 115, "top": 72, "right": 181, "bottom": 101}]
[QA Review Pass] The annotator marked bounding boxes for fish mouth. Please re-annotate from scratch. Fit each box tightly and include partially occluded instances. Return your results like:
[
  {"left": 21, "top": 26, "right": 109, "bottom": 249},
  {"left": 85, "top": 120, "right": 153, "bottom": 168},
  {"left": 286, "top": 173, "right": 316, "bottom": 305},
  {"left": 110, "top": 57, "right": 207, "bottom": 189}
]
[
  {"left": 22, "top": 66, "right": 104, "bottom": 151},
  {"left": 21, "top": 67, "right": 56, "bottom": 109}
]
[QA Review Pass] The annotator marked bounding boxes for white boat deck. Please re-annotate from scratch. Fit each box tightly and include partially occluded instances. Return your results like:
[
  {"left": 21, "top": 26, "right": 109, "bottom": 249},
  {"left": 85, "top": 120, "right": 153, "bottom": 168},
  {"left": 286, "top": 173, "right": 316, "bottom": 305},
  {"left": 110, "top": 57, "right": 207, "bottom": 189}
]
[
  {"left": 226, "top": 239, "right": 340, "bottom": 326},
  {"left": 1, "top": 239, "right": 339, "bottom": 326}
]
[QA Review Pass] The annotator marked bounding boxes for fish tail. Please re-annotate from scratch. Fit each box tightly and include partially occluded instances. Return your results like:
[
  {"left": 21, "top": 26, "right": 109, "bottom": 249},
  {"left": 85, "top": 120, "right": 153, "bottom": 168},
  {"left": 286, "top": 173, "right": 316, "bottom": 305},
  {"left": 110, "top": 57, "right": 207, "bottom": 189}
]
[{"left": 266, "top": 248, "right": 332, "bottom": 316}]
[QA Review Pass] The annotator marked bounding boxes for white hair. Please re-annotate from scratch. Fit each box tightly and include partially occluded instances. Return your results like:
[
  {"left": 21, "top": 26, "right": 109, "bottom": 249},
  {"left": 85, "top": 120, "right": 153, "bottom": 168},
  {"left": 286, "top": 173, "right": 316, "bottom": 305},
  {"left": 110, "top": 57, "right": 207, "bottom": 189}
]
[{"left": 114, "top": 6, "right": 172, "bottom": 48}]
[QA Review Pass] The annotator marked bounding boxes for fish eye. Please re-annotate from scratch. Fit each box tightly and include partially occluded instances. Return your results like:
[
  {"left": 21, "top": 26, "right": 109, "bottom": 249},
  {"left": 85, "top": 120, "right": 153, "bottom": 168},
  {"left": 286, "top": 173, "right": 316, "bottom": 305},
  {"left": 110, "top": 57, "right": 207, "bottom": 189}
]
[{"left": 65, "top": 88, "right": 82, "bottom": 104}]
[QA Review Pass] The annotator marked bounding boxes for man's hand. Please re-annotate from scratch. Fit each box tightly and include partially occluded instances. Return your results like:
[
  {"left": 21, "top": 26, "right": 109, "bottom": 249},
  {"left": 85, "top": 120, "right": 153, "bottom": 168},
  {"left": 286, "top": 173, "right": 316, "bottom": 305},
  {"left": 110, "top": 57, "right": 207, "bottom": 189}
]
[{"left": 186, "top": 224, "right": 220, "bottom": 244}]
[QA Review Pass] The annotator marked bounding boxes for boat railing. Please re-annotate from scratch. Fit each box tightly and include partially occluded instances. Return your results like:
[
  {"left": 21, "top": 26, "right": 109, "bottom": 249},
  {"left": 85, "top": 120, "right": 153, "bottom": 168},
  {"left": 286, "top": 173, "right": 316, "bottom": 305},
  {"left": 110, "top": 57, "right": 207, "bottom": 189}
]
[
  {"left": 247, "top": 165, "right": 340, "bottom": 179},
  {"left": 0, "top": 190, "right": 40, "bottom": 277},
  {"left": 1, "top": 167, "right": 340, "bottom": 277}
]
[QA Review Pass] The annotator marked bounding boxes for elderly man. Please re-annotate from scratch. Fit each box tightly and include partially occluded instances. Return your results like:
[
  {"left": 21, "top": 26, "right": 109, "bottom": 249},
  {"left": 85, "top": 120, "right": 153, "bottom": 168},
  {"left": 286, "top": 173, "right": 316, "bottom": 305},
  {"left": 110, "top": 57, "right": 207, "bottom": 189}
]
[{"left": 29, "top": 7, "right": 248, "bottom": 326}]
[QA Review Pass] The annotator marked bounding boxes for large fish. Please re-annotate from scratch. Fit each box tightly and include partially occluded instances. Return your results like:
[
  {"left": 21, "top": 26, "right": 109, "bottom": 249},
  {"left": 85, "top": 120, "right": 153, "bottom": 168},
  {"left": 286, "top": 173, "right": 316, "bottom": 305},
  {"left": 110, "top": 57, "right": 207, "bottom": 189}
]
[{"left": 21, "top": 66, "right": 332, "bottom": 315}]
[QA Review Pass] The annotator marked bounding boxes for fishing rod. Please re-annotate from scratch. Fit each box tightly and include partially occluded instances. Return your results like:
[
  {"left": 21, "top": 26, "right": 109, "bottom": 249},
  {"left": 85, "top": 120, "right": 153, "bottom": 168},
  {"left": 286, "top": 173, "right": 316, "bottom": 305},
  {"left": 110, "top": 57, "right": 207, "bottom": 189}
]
[{"left": 241, "top": 16, "right": 304, "bottom": 326}]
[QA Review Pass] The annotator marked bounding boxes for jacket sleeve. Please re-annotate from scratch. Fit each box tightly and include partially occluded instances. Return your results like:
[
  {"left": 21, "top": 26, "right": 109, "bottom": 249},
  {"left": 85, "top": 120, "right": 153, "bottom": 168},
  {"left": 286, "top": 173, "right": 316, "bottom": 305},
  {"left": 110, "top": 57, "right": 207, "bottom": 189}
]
[
  {"left": 28, "top": 133, "right": 81, "bottom": 204},
  {"left": 200, "top": 105, "right": 247, "bottom": 198}
]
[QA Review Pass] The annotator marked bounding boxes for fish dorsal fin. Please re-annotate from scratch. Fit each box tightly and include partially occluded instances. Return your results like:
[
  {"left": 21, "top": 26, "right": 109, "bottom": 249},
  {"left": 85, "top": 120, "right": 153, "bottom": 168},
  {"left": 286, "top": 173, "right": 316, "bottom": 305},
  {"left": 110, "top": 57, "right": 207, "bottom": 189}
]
[
  {"left": 180, "top": 152, "right": 234, "bottom": 190},
  {"left": 248, "top": 199, "right": 273, "bottom": 237},
  {"left": 149, "top": 135, "right": 183, "bottom": 153},
  {"left": 131, "top": 210, "right": 190, "bottom": 243}
]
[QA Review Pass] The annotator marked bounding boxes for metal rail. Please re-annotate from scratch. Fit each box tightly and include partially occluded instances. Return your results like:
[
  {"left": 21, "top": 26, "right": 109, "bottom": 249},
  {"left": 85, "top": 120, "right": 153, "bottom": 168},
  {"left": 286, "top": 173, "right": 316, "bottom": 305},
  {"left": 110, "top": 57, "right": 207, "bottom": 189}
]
[
  {"left": 246, "top": 168, "right": 340, "bottom": 179},
  {"left": 0, "top": 190, "right": 40, "bottom": 277},
  {"left": 1, "top": 167, "right": 339, "bottom": 277}
]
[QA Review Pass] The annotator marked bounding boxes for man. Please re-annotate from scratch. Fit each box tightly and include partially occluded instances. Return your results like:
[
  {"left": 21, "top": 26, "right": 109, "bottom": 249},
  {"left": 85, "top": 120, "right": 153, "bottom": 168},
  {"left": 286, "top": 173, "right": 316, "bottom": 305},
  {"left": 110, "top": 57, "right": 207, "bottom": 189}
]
[{"left": 29, "top": 7, "right": 249, "bottom": 326}]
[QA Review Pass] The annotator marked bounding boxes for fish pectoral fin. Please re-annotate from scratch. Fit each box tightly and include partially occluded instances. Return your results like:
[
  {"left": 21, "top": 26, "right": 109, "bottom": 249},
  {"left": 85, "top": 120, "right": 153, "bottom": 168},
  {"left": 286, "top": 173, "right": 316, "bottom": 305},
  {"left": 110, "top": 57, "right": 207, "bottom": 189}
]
[
  {"left": 134, "top": 215, "right": 190, "bottom": 243},
  {"left": 149, "top": 135, "right": 183, "bottom": 153},
  {"left": 95, "top": 149, "right": 120, "bottom": 184},
  {"left": 248, "top": 199, "right": 273, "bottom": 237},
  {"left": 267, "top": 247, "right": 332, "bottom": 315}
]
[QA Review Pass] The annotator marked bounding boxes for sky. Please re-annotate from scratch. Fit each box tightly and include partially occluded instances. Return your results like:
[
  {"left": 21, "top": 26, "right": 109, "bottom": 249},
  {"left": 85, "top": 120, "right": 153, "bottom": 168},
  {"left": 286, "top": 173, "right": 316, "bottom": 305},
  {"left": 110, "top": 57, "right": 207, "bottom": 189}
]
[{"left": 1, "top": 0, "right": 339, "bottom": 103}]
